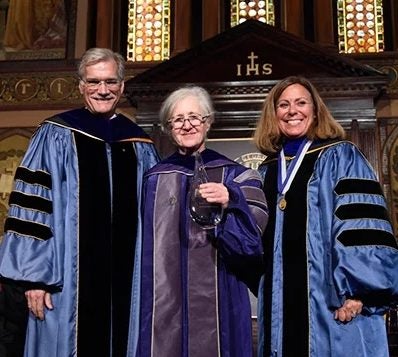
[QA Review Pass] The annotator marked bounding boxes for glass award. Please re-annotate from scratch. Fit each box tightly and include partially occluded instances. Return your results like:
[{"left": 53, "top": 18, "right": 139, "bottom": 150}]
[{"left": 189, "top": 151, "right": 223, "bottom": 229}]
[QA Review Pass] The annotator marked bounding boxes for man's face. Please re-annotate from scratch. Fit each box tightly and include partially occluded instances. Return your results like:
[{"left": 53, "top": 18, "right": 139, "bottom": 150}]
[{"left": 79, "top": 60, "right": 124, "bottom": 118}]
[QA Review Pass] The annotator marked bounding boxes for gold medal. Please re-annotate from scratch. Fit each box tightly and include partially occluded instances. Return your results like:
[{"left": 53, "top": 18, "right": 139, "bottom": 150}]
[
  {"left": 278, "top": 197, "right": 287, "bottom": 210},
  {"left": 278, "top": 140, "right": 312, "bottom": 212}
]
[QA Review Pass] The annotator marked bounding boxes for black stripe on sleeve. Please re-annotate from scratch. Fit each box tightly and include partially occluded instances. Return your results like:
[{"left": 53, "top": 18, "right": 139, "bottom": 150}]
[
  {"left": 335, "top": 203, "right": 390, "bottom": 221},
  {"left": 337, "top": 229, "right": 398, "bottom": 248},
  {"left": 4, "top": 217, "right": 53, "bottom": 241},
  {"left": 335, "top": 179, "right": 383, "bottom": 196},
  {"left": 9, "top": 191, "right": 53, "bottom": 214},
  {"left": 14, "top": 167, "right": 52, "bottom": 189}
]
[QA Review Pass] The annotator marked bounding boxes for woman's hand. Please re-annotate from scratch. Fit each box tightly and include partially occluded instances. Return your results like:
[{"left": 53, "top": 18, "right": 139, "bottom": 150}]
[
  {"left": 25, "top": 289, "right": 53, "bottom": 320},
  {"left": 199, "top": 183, "right": 229, "bottom": 208},
  {"left": 334, "top": 298, "right": 363, "bottom": 322}
]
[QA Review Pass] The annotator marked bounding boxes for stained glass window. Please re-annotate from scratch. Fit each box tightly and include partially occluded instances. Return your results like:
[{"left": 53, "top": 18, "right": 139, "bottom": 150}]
[
  {"left": 337, "top": 0, "right": 384, "bottom": 53},
  {"left": 127, "top": 0, "right": 170, "bottom": 62},
  {"left": 231, "top": 1, "right": 275, "bottom": 27}
]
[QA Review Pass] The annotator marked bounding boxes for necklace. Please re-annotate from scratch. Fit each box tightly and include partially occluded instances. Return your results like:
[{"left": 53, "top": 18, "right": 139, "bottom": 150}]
[{"left": 277, "top": 139, "right": 313, "bottom": 210}]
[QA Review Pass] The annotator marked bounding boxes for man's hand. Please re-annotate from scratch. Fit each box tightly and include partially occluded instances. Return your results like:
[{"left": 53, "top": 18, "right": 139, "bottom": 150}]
[
  {"left": 25, "top": 289, "right": 53, "bottom": 320},
  {"left": 334, "top": 298, "right": 363, "bottom": 322}
]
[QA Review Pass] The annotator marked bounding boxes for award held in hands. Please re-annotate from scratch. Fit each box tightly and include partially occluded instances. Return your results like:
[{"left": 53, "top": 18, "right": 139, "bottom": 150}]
[{"left": 189, "top": 151, "right": 223, "bottom": 229}]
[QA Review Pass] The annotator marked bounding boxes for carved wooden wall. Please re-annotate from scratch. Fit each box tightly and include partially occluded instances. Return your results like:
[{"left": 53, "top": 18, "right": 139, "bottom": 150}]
[
  {"left": 0, "top": 128, "right": 34, "bottom": 242},
  {"left": 380, "top": 117, "right": 398, "bottom": 236}
]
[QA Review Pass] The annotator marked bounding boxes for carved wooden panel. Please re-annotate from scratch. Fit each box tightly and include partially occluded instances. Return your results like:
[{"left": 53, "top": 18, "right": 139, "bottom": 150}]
[
  {"left": 379, "top": 117, "right": 398, "bottom": 236},
  {"left": 0, "top": 128, "right": 35, "bottom": 242}
]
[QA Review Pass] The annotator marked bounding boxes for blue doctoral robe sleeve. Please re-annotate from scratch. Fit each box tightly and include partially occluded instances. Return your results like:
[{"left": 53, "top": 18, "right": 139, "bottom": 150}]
[
  {"left": 0, "top": 122, "right": 73, "bottom": 290},
  {"left": 319, "top": 142, "right": 398, "bottom": 312}
]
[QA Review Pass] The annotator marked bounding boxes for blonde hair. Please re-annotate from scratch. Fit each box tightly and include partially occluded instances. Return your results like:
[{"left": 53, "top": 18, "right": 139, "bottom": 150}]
[{"left": 253, "top": 76, "right": 345, "bottom": 155}]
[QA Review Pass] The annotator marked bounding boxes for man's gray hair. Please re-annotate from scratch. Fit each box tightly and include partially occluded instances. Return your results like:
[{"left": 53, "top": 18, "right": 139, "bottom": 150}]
[{"left": 78, "top": 48, "right": 125, "bottom": 80}]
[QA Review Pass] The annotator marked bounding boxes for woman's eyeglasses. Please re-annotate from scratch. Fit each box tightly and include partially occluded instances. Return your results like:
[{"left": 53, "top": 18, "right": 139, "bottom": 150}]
[{"left": 168, "top": 113, "right": 209, "bottom": 130}]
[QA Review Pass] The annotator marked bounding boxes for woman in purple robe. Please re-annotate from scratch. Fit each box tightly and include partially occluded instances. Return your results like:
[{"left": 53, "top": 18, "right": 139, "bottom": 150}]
[{"left": 137, "top": 85, "right": 268, "bottom": 357}]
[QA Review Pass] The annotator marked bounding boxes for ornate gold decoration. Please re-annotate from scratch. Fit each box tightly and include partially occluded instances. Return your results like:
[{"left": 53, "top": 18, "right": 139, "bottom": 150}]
[
  {"left": 379, "top": 65, "right": 398, "bottom": 93},
  {"left": 127, "top": 0, "right": 170, "bottom": 62},
  {"left": 337, "top": 0, "right": 384, "bottom": 53},
  {"left": 0, "top": 72, "right": 82, "bottom": 108},
  {"left": 231, "top": 0, "right": 275, "bottom": 27},
  {"left": 0, "top": 79, "right": 6, "bottom": 97},
  {"left": 0, "top": 67, "right": 140, "bottom": 109},
  {"left": 234, "top": 152, "right": 266, "bottom": 170},
  {"left": 14, "top": 79, "right": 40, "bottom": 101},
  {"left": 48, "top": 77, "right": 76, "bottom": 100}
]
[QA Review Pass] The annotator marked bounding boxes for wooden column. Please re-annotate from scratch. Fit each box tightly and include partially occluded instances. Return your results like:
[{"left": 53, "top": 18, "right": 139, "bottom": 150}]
[
  {"left": 281, "top": 0, "right": 304, "bottom": 38},
  {"left": 172, "top": 0, "right": 192, "bottom": 55},
  {"left": 350, "top": 119, "right": 380, "bottom": 177},
  {"left": 350, "top": 119, "right": 360, "bottom": 146},
  {"left": 313, "top": 0, "right": 335, "bottom": 47},
  {"left": 391, "top": 0, "right": 398, "bottom": 50},
  {"left": 96, "top": 0, "right": 113, "bottom": 48},
  {"left": 202, "top": 0, "right": 221, "bottom": 40}
]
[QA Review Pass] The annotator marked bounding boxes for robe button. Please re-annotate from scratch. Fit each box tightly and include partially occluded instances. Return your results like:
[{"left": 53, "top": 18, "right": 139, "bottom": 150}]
[{"left": 169, "top": 196, "right": 177, "bottom": 205}]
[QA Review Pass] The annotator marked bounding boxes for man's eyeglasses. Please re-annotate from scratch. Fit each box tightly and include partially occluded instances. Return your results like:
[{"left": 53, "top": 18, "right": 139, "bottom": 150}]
[
  {"left": 81, "top": 78, "right": 122, "bottom": 90},
  {"left": 168, "top": 113, "right": 210, "bottom": 130}
]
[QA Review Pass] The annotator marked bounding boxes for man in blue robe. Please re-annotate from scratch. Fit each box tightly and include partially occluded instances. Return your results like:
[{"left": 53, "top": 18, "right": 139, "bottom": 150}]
[{"left": 0, "top": 48, "right": 159, "bottom": 357}]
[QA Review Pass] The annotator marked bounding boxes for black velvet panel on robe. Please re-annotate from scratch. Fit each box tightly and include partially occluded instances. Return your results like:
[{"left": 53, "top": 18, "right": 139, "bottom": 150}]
[
  {"left": 74, "top": 133, "right": 137, "bottom": 357},
  {"left": 111, "top": 141, "right": 138, "bottom": 356},
  {"left": 261, "top": 158, "right": 278, "bottom": 357},
  {"left": 262, "top": 151, "right": 318, "bottom": 357}
]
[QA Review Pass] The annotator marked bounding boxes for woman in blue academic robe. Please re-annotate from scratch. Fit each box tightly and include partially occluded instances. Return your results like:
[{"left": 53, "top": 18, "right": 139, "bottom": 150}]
[{"left": 254, "top": 76, "right": 398, "bottom": 357}]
